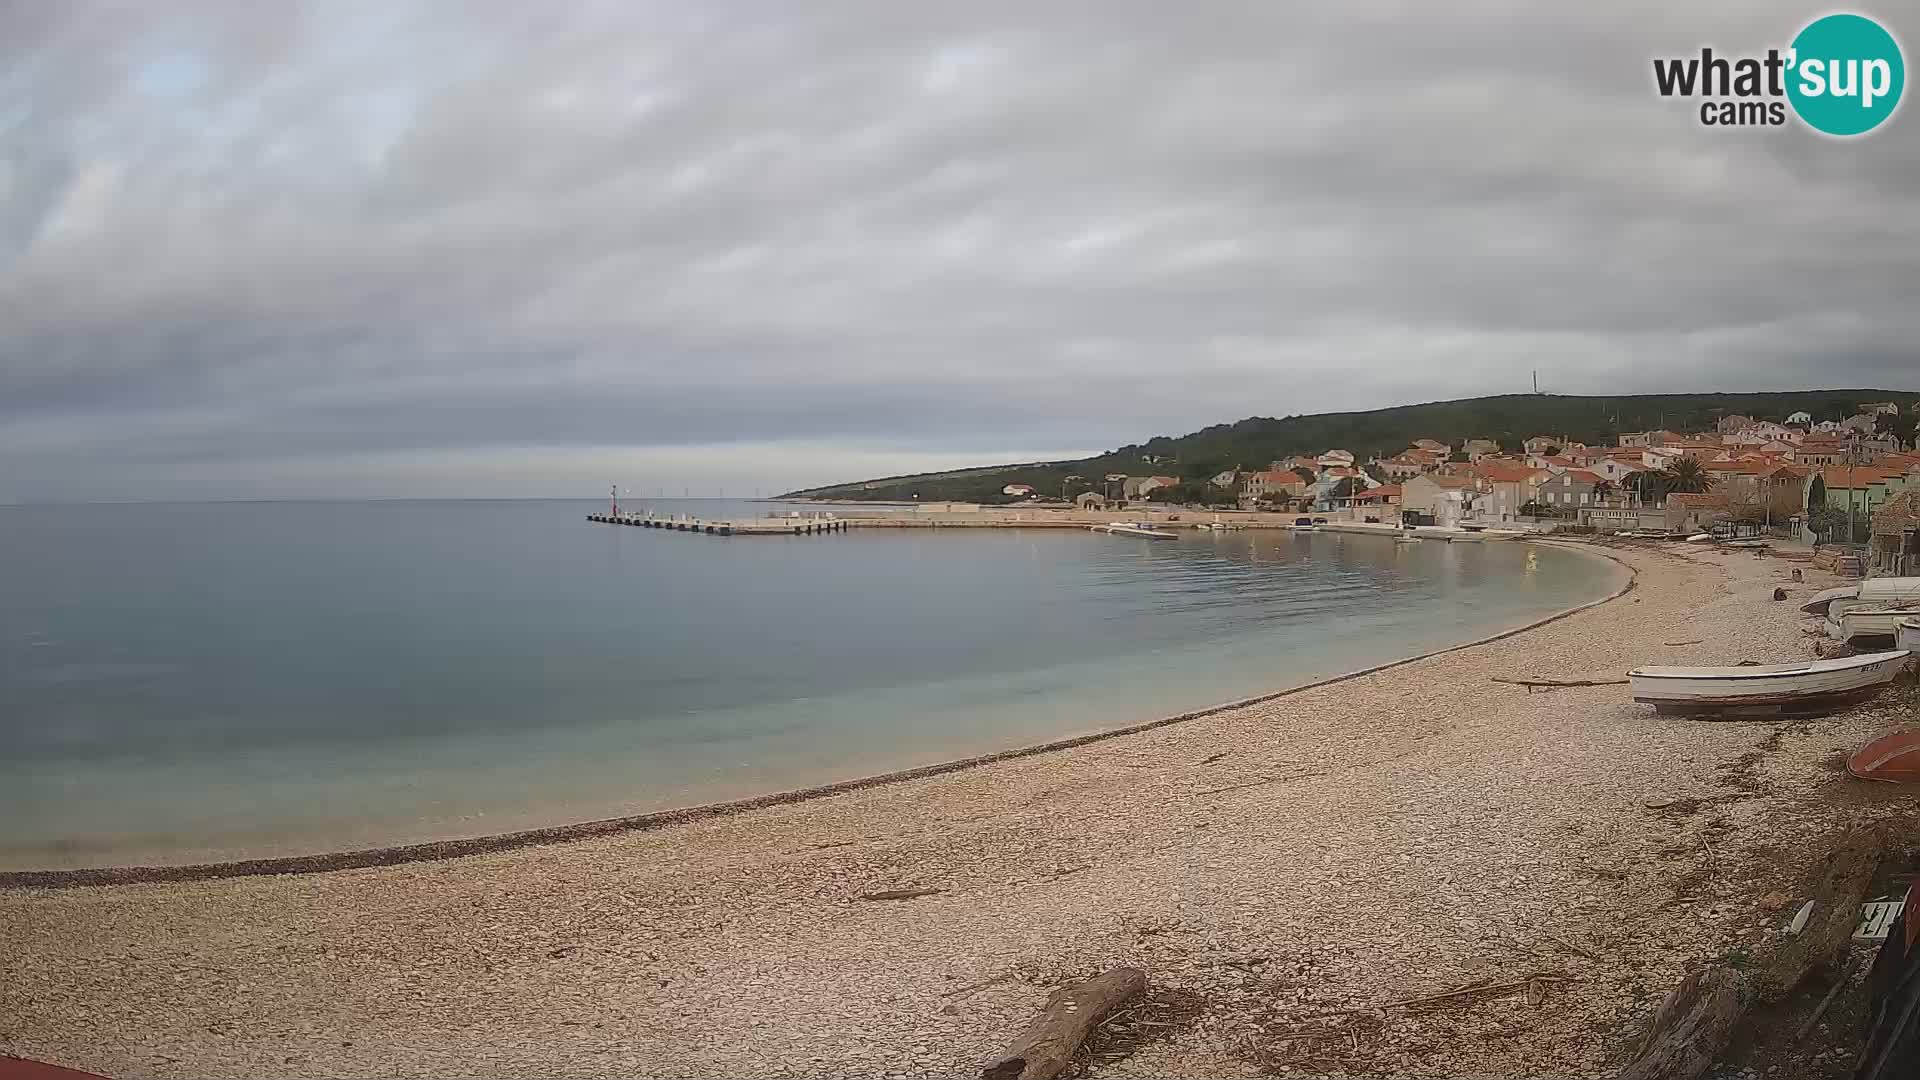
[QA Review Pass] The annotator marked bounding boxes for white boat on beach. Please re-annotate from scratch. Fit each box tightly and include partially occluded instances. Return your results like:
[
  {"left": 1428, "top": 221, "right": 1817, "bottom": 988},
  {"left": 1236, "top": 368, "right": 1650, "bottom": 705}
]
[
  {"left": 1898, "top": 617, "right": 1920, "bottom": 655},
  {"left": 1827, "top": 608, "right": 1920, "bottom": 644},
  {"left": 1896, "top": 617, "right": 1920, "bottom": 655},
  {"left": 1092, "top": 521, "right": 1179, "bottom": 539},
  {"left": 1812, "top": 577, "right": 1920, "bottom": 617},
  {"left": 1802, "top": 585, "right": 1859, "bottom": 615},
  {"left": 1629, "top": 650, "right": 1910, "bottom": 716},
  {"left": 1860, "top": 577, "right": 1920, "bottom": 605}
]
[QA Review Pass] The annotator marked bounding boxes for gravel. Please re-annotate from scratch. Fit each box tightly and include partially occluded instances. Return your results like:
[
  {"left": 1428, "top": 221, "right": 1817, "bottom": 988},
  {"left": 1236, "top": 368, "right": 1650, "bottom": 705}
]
[{"left": 3, "top": 541, "right": 1908, "bottom": 1079}]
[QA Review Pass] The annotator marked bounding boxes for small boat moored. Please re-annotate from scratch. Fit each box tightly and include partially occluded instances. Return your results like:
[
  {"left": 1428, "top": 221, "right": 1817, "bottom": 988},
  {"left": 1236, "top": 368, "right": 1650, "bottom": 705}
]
[
  {"left": 1629, "top": 649, "right": 1910, "bottom": 716},
  {"left": 1092, "top": 521, "right": 1179, "bottom": 539}
]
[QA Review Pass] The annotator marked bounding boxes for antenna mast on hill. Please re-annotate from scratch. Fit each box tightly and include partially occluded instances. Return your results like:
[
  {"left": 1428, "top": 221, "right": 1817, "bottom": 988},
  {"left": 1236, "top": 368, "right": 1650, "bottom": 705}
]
[{"left": 1533, "top": 370, "right": 1539, "bottom": 394}]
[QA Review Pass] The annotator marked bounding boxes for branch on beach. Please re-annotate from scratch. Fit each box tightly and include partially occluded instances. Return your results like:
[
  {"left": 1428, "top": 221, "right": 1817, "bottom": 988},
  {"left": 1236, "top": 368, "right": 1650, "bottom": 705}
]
[
  {"left": 1489, "top": 676, "right": 1630, "bottom": 692},
  {"left": 1664, "top": 640, "right": 1704, "bottom": 647},
  {"left": 858, "top": 886, "right": 946, "bottom": 902},
  {"left": 1180, "top": 772, "right": 1307, "bottom": 799},
  {"left": 981, "top": 966, "right": 1147, "bottom": 1080},
  {"left": 1371, "top": 972, "right": 1566, "bottom": 1012}
]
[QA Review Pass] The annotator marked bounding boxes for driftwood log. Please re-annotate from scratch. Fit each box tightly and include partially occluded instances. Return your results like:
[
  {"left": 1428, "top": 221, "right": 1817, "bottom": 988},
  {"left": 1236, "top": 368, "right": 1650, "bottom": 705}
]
[
  {"left": 1749, "top": 825, "right": 1882, "bottom": 1003},
  {"left": 858, "top": 887, "right": 946, "bottom": 902},
  {"left": 1615, "top": 966, "right": 1748, "bottom": 1080},
  {"left": 1491, "top": 677, "right": 1630, "bottom": 691},
  {"left": 981, "top": 967, "right": 1146, "bottom": 1080}
]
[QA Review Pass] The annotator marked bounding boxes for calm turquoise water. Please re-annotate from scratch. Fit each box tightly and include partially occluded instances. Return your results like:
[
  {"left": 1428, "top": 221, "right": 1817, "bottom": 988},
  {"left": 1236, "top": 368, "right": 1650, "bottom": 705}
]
[{"left": 0, "top": 500, "right": 1624, "bottom": 868}]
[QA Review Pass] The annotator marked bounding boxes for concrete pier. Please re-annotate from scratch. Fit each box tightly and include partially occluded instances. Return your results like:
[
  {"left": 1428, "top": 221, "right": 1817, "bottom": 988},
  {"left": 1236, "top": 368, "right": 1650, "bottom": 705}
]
[
  {"left": 587, "top": 513, "right": 852, "bottom": 536},
  {"left": 587, "top": 506, "right": 1548, "bottom": 536}
]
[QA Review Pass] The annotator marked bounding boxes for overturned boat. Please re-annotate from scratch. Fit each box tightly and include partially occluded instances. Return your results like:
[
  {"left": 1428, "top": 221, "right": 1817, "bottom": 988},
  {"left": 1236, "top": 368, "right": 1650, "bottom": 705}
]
[
  {"left": 1800, "top": 585, "right": 1857, "bottom": 615},
  {"left": 1850, "top": 729, "right": 1920, "bottom": 783},
  {"left": 1629, "top": 650, "right": 1910, "bottom": 716}
]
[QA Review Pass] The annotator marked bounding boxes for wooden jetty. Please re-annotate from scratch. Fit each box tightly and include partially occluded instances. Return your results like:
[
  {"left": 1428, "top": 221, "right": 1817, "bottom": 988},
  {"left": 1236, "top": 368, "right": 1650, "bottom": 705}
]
[{"left": 587, "top": 513, "right": 851, "bottom": 536}]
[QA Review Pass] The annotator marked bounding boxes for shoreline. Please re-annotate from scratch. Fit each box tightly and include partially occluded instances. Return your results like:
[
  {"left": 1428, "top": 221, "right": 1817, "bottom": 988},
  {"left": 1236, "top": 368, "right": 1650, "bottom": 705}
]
[
  {"left": 10, "top": 541, "right": 1882, "bottom": 1080},
  {"left": 0, "top": 540, "right": 1634, "bottom": 891}
]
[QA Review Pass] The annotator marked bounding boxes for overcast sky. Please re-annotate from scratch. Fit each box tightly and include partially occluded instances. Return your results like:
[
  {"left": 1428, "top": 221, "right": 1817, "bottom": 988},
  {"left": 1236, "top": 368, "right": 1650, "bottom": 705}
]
[{"left": 4, "top": 2, "right": 1917, "bottom": 501}]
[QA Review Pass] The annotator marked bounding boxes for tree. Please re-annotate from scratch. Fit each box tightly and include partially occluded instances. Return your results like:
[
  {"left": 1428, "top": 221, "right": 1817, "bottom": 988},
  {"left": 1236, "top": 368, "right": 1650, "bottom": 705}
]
[
  {"left": 1623, "top": 470, "right": 1659, "bottom": 502},
  {"left": 1363, "top": 463, "right": 1387, "bottom": 483},
  {"left": 1808, "top": 504, "right": 1865, "bottom": 545},
  {"left": 1448, "top": 450, "right": 1471, "bottom": 463},
  {"left": 1874, "top": 411, "right": 1903, "bottom": 445},
  {"left": 1290, "top": 466, "right": 1317, "bottom": 484},
  {"left": 1592, "top": 478, "right": 1615, "bottom": 504},
  {"left": 1658, "top": 458, "right": 1713, "bottom": 494},
  {"left": 1543, "top": 445, "right": 1562, "bottom": 457},
  {"left": 1330, "top": 476, "right": 1365, "bottom": 499},
  {"left": 1149, "top": 482, "right": 1233, "bottom": 506}
]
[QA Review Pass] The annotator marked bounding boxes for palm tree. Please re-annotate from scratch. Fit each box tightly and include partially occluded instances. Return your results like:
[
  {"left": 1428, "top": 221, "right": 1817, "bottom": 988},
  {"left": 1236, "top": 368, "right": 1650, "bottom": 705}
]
[{"left": 1658, "top": 457, "right": 1713, "bottom": 494}]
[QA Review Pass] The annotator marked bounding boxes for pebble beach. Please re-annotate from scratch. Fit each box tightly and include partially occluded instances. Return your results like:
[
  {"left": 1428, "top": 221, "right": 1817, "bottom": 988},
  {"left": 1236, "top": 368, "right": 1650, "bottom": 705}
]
[{"left": 4, "top": 540, "right": 1914, "bottom": 1079}]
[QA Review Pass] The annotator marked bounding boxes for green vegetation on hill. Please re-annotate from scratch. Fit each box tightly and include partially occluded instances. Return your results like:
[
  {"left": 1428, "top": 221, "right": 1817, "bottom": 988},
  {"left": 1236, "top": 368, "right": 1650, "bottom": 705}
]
[{"left": 782, "top": 389, "right": 1917, "bottom": 504}]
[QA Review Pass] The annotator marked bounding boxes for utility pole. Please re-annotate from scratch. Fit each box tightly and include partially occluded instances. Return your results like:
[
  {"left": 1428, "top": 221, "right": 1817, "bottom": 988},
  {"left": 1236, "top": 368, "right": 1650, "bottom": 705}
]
[{"left": 1845, "top": 434, "right": 1863, "bottom": 546}]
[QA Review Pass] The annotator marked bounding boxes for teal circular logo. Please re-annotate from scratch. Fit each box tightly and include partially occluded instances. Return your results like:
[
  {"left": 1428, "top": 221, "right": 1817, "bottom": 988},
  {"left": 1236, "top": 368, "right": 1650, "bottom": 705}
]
[{"left": 1787, "top": 14, "right": 1905, "bottom": 136}]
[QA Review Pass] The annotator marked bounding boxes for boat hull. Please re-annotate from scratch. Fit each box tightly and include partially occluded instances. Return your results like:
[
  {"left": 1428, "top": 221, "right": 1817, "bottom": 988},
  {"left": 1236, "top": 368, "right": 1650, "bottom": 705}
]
[
  {"left": 1091, "top": 522, "right": 1178, "bottom": 539},
  {"left": 1850, "top": 729, "right": 1920, "bottom": 783},
  {"left": 1836, "top": 609, "right": 1920, "bottom": 644},
  {"left": 1900, "top": 618, "right": 1920, "bottom": 655},
  {"left": 1630, "top": 651, "right": 1909, "bottom": 716},
  {"left": 1861, "top": 577, "right": 1920, "bottom": 604},
  {"left": 1802, "top": 585, "right": 1859, "bottom": 615}
]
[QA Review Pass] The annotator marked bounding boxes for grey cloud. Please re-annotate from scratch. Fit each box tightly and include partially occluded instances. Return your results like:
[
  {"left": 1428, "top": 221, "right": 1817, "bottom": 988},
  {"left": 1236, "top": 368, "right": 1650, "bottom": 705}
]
[{"left": 2, "top": 0, "right": 1917, "bottom": 501}]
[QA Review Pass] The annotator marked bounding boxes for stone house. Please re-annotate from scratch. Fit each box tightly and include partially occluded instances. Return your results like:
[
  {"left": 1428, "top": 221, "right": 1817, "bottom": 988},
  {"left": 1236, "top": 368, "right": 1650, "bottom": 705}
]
[
  {"left": 1870, "top": 489, "right": 1920, "bottom": 575},
  {"left": 1536, "top": 469, "right": 1607, "bottom": 514}
]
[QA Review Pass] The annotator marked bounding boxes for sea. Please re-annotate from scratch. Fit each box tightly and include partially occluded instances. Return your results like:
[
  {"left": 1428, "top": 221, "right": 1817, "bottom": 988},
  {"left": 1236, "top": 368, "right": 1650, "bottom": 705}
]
[{"left": 0, "top": 499, "right": 1626, "bottom": 869}]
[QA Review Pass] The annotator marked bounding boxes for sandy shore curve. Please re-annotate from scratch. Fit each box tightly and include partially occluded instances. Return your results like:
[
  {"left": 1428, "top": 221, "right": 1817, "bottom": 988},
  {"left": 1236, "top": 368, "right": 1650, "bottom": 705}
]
[{"left": 9, "top": 541, "right": 1900, "bottom": 1080}]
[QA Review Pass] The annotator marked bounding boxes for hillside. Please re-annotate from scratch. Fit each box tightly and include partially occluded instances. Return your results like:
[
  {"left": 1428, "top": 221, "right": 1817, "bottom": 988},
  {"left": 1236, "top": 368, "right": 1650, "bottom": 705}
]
[{"left": 782, "top": 389, "right": 1917, "bottom": 503}]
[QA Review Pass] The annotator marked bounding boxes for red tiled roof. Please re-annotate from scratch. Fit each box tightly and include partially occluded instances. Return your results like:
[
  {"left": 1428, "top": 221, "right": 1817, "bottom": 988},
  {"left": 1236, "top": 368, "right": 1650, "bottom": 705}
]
[
  {"left": 1817, "top": 465, "right": 1907, "bottom": 488},
  {"left": 1475, "top": 463, "right": 1547, "bottom": 484}
]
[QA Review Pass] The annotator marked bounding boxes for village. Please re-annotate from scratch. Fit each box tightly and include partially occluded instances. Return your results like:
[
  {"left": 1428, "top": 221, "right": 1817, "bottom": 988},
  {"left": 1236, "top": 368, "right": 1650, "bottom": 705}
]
[{"left": 988, "top": 401, "right": 1920, "bottom": 571}]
